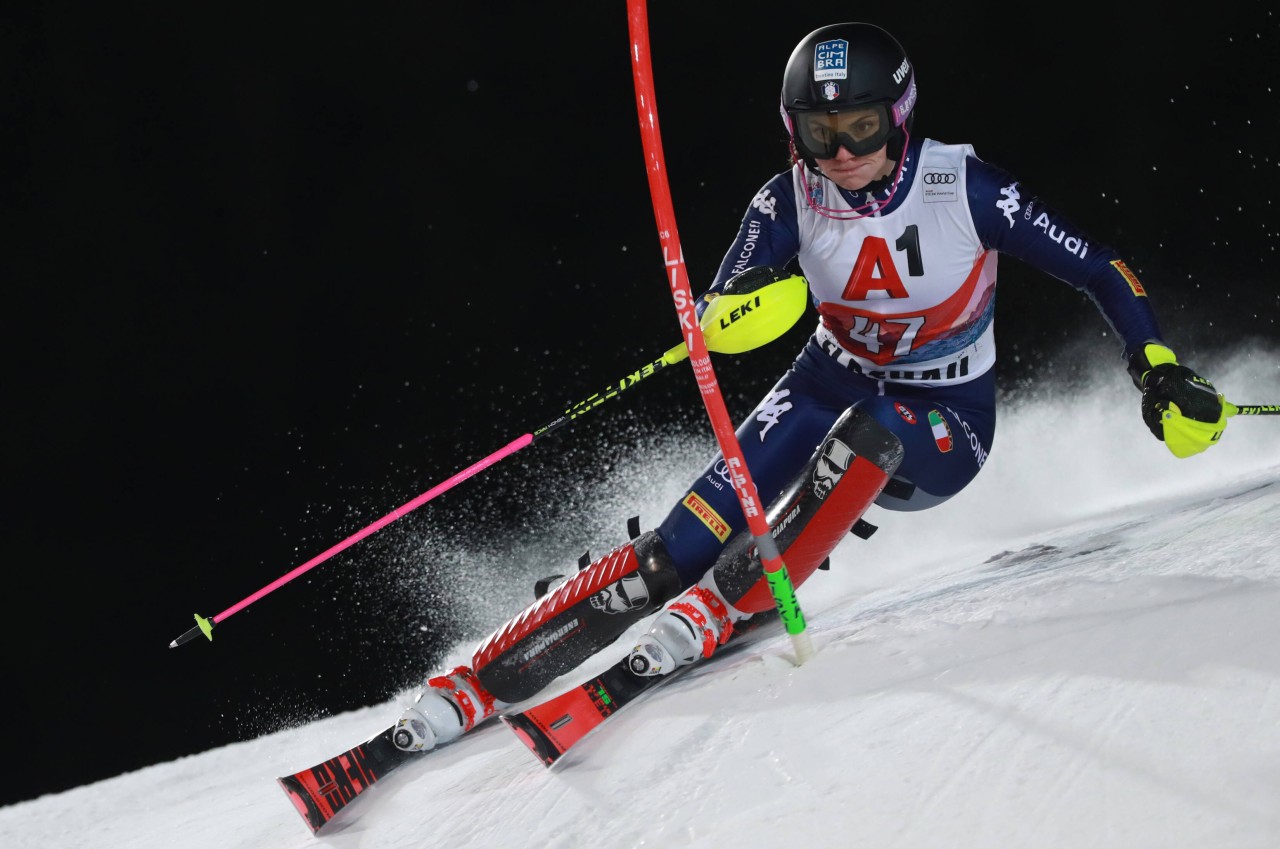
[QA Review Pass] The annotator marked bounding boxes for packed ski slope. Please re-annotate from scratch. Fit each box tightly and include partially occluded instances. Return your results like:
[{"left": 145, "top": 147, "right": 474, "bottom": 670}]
[{"left": 3, "top": 348, "right": 1279, "bottom": 849}]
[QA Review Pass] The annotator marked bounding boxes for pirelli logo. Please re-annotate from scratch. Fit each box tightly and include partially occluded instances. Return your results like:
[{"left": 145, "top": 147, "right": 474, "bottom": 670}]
[
  {"left": 1111, "top": 259, "right": 1147, "bottom": 297},
  {"left": 682, "top": 492, "right": 730, "bottom": 542}
]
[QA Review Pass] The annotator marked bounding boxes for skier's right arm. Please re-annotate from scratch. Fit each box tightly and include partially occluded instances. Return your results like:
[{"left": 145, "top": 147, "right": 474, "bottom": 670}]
[{"left": 696, "top": 172, "right": 802, "bottom": 321}]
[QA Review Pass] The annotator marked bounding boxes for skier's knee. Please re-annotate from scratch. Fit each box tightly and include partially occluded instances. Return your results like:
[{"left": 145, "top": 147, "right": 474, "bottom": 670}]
[{"left": 713, "top": 405, "right": 904, "bottom": 614}]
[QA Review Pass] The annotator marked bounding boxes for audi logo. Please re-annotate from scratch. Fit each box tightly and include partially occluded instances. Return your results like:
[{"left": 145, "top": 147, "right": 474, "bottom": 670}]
[{"left": 923, "top": 173, "right": 956, "bottom": 185}]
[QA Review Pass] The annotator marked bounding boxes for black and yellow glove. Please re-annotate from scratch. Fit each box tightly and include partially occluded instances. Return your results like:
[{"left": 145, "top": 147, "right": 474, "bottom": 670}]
[{"left": 1127, "top": 343, "right": 1228, "bottom": 458}]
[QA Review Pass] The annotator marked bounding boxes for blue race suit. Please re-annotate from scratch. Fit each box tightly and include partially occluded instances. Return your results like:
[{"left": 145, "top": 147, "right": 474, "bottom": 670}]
[{"left": 654, "top": 136, "right": 1163, "bottom": 586}]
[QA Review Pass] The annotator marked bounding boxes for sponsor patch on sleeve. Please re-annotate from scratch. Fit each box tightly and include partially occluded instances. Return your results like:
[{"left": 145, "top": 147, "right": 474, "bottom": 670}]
[
  {"left": 682, "top": 492, "right": 730, "bottom": 542},
  {"left": 1111, "top": 259, "right": 1147, "bottom": 297}
]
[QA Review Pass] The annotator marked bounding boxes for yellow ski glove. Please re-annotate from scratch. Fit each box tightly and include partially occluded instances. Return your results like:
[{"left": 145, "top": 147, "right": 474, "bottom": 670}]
[{"left": 1127, "top": 343, "right": 1227, "bottom": 458}]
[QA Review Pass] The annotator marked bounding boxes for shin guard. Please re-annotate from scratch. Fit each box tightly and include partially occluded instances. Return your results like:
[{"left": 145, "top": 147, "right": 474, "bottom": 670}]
[
  {"left": 714, "top": 406, "right": 904, "bottom": 614},
  {"left": 472, "top": 531, "right": 681, "bottom": 703}
]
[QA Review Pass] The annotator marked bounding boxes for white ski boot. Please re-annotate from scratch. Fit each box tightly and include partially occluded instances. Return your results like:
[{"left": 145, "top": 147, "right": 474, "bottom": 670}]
[
  {"left": 627, "top": 578, "right": 743, "bottom": 677},
  {"left": 392, "top": 665, "right": 502, "bottom": 752}
]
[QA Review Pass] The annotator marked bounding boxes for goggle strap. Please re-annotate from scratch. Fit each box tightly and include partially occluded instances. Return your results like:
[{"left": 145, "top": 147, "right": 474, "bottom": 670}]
[{"left": 890, "top": 72, "right": 917, "bottom": 128}]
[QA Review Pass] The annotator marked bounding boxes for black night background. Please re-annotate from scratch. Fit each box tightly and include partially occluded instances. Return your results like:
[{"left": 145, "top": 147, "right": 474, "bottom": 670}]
[{"left": 5, "top": 3, "right": 1277, "bottom": 805}]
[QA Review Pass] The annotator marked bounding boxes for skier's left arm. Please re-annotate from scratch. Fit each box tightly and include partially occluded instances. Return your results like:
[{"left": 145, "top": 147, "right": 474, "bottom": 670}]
[{"left": 966, "top": 157, "right": 1227, "bottom": 457}]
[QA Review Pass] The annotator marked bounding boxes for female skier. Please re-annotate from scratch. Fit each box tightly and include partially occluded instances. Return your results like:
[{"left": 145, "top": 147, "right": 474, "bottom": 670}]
[{"left": 391, "top": 22, "right": 1230, "bottom": 751}]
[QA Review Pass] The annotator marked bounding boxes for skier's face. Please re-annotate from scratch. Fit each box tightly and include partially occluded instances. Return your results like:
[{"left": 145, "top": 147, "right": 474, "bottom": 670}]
[{"left": 814, "top": 143, "right": 893, "bottom": 192}]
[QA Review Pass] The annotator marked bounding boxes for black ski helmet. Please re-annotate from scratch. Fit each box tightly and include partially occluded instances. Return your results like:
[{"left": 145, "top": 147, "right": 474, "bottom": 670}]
[{"left": 781, "top": 23, "right": 917, "bottom": 163}]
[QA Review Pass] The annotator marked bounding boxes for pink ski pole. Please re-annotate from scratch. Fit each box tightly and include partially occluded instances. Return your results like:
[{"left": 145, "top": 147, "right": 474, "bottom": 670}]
[
  {"left": 169, "top": 279, "right": 808, "bottom": 648},
  {"left": 169, "top": 434, "right": 530, "bottom": 647}
]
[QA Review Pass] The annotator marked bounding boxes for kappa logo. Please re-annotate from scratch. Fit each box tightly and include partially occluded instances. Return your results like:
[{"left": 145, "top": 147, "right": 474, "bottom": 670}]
[
  {"left": 755, "top": 389, "right": 793, "bottom": 441},
  {"left": 750, "top": 188, "right": 778, "bottom": 221},
  {"left": 996, "top": 181, "right": 1021, "bottom": 228}
]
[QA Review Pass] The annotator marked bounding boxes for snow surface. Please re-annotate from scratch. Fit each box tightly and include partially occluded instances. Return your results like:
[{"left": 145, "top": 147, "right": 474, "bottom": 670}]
[{"left": 4, "top": 347, "right": 1279, "bottom": 849}]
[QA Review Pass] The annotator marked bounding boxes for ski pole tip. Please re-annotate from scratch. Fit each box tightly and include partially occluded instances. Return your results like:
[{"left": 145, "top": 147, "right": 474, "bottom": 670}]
[
  {"left": 789, "top": 630, "right": 816, "bottom": 666},
  {"left": 169, "top": 613, "right": 215, "bottom": 648}
]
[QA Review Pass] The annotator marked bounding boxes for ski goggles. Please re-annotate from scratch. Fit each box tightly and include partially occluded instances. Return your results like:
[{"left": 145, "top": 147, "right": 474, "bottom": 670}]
[{"left": 788, "top": 103, "right": 896, "bottom": 159}]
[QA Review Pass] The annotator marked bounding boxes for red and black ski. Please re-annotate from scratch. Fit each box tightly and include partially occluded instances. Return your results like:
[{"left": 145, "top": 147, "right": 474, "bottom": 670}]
[
  {"left": 502, "top": 653, "right": 676, "bottom": 766},
  {"left": 280, "top": 612, "right": 782, "bottom": 831},
  {"left": 504, "top": 611, "right": 780, "bottom": 766},
  {"left": 278, "top": 724, "right": 419, "bottom": 834}
]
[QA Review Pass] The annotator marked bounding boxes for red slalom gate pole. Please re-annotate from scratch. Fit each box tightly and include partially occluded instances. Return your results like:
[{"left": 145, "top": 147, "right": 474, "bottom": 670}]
[{"left": 625, "top": 0, "right": 813, "bottom": 664}]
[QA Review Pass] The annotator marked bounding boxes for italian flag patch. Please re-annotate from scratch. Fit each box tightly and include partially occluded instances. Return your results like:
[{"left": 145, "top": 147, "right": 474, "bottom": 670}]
[{"left": 928, "top": 409, "right": 953, "bottom": 452}]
